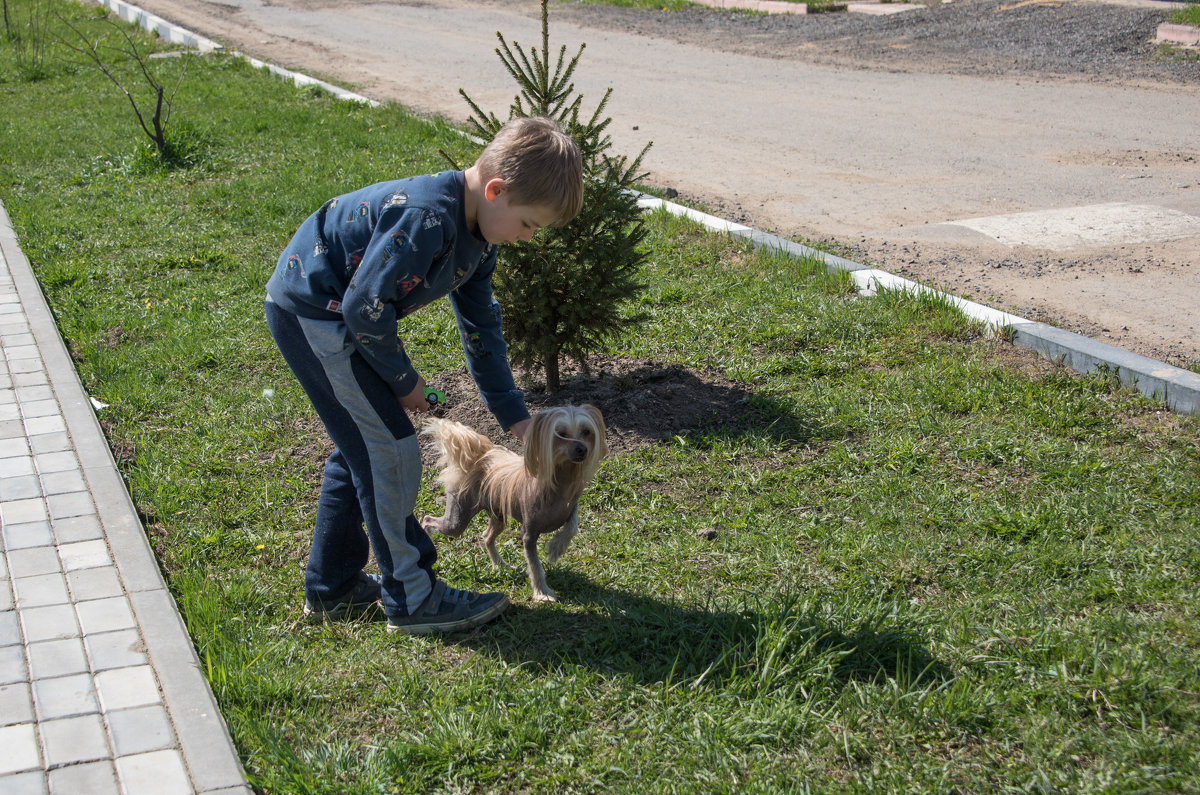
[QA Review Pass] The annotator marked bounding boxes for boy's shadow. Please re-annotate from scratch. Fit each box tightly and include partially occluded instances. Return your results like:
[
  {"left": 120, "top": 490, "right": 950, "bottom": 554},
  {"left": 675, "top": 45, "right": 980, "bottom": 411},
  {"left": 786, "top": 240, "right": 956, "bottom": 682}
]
[{"left": 464, "top": 570, "right": 952, "bottom": 692}]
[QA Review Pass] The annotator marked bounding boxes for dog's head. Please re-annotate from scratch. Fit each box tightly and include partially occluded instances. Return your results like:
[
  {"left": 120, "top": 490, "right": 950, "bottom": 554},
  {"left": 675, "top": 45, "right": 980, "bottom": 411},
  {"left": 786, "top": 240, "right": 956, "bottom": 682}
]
[{"left": 525, "top": 404, "right": 608, "bottom": 488}]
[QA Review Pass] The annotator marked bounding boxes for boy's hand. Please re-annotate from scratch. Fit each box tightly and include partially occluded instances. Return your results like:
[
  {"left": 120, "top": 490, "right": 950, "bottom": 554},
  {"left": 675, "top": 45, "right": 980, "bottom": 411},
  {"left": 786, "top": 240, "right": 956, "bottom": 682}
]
[
  {"left": 400, "top": 379, "right": 432, "bottom": 413},
  {"left": 510, "top": 418, "right": 530, "bottom": 441}
]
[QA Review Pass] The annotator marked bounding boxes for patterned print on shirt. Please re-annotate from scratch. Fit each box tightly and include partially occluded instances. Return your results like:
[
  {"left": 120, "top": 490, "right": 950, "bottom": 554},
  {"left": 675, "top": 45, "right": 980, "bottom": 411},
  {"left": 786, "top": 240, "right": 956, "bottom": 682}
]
[{"left": 382, "top": 191, "right": 408, "bottom": 210}]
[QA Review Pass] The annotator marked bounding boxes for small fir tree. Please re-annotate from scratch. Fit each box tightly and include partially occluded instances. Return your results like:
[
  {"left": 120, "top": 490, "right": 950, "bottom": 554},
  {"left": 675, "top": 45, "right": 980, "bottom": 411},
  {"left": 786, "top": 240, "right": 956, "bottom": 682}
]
[{"left": 455, "top": 0, "right": 650, "bottom": 392}]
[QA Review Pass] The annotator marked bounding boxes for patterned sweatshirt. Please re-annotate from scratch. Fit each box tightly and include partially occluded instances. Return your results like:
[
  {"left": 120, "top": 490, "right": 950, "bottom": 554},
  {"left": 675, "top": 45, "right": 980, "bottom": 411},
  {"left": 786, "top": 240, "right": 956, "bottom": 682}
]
[{"left": 266, "top": 171, "right": 528, "bottom": 430}]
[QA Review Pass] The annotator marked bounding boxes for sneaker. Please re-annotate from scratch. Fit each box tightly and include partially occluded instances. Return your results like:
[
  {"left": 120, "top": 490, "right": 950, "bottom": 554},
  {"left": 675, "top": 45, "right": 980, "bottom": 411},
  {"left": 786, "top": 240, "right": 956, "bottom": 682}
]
[
  {"left": 386, "top": 581, "right": 509, "bottom": 635},
  {"left": 303, "top": 572, "right": 382, "bottom": 620}
]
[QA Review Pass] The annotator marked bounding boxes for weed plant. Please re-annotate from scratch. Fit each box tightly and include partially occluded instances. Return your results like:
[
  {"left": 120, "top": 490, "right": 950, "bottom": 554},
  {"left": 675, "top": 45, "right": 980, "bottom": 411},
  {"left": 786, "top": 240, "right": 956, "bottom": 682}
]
[{"left": 2, "top": 2, "right": 1199, "bottom": 791}]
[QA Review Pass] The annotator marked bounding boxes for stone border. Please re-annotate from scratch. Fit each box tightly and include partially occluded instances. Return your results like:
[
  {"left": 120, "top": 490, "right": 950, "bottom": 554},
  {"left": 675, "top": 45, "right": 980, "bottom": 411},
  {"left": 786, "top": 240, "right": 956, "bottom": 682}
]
[
  {"left": 98, "top": 0, "right": 222, "bottom": 53},
  {"left": 689, "top": 0, "right": 807, "bottom": 14},
  {"left": 685, "top": 0, "right": 921, "bottom": 13},
  {"left": 636, "top": 197, "right": 1200, "bottom": 414},
  {"left": 1157, "top": 22, "right": 1200, "bottom": 46}
]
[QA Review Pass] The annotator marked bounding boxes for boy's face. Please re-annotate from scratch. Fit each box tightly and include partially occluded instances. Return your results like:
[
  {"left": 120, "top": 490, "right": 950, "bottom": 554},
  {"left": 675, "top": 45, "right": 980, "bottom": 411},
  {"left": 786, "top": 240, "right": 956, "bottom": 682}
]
[{"left": 478, "top": 179, "right": 560, "bottom": 245}]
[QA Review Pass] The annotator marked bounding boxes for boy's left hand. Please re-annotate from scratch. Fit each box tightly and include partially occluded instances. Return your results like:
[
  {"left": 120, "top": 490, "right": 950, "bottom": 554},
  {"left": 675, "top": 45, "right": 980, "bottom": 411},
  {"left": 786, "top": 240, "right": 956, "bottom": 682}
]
[{"left": 510, "top": 418, "right": 530, "bottom": 441}]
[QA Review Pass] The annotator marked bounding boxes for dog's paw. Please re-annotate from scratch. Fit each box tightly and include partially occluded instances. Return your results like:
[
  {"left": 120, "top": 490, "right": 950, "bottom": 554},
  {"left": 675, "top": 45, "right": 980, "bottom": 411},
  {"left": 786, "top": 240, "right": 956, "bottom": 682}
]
[{"left": 531, "top": 589, "right": 558, "bottom": 603}]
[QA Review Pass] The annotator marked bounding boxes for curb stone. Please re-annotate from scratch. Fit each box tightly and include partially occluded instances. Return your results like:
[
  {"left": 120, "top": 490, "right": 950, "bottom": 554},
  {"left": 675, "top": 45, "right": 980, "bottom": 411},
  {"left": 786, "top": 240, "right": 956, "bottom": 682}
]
[
  {"left": 1157, "top": 22, "right": 1200, "bottom": 46},
  {"left": 636, "top": 197, "right": 1200, "bottom": 414}
]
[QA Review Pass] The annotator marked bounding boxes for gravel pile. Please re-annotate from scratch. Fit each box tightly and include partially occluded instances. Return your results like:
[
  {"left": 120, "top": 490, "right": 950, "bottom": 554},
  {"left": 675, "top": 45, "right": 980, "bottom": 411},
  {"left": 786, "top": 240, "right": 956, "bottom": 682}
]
[{"left": 563, "top": 0, "right": 1200, "bottom": 84}]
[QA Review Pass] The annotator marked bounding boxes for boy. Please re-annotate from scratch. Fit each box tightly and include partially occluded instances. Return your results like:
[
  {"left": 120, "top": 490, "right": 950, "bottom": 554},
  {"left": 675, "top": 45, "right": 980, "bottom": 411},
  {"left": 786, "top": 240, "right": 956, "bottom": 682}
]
[{"left": 265, "top": 117, "right": 583, "bottom": 634}]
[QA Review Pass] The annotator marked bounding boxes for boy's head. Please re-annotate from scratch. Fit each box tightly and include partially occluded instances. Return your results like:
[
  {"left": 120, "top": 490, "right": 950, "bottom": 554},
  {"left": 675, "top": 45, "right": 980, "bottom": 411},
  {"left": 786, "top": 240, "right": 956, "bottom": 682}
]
[{"left": 474, "top": 117, "right": 584, "bottom": 228}]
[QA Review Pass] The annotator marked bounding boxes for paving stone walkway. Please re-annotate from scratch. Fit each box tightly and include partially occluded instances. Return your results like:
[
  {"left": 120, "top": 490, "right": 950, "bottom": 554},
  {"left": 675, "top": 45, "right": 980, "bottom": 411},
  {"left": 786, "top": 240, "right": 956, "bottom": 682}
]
[{"left": 0, "top": 200, "right": 251, "bottom": 794}]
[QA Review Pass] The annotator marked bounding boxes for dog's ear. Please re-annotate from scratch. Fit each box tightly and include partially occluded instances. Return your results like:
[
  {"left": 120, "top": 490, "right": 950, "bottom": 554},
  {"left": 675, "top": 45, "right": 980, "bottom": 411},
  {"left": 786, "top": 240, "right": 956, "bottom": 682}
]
[
  {"left": 580, "top": 404, "right": 608, "bottom": 460},
  {"left": 523, "top": 410, "right": 557, "bottom": 481}
]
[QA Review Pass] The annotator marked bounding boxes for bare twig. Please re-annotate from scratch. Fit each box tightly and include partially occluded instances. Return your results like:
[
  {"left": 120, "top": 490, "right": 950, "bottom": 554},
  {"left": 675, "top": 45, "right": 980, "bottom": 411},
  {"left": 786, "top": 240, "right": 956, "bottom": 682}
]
[{"left": 57, "top": 13, "right": 189, "bottom": 158}]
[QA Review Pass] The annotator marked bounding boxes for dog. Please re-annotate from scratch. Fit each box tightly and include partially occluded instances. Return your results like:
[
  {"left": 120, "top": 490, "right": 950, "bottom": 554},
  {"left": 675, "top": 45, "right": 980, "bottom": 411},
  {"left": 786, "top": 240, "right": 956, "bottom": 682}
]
[{"left": 420, "top": 405, "right": 608, "bottom": 602}]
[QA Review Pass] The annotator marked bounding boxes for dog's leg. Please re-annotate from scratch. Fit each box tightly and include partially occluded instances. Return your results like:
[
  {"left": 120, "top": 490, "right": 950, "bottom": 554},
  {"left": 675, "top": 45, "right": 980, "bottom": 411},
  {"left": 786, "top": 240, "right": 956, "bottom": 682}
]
[
  {"left": 545, "top": 506, "right": 579, "bottom": 564},
  {"left": 523, "top": 533, "right": 557, "bottom": 602},
  {"left": 421, "top": 491, "right": 473, "bottom": 538},
  {"left": 481, "top": 512, "right": 512, "bottom": 569}
]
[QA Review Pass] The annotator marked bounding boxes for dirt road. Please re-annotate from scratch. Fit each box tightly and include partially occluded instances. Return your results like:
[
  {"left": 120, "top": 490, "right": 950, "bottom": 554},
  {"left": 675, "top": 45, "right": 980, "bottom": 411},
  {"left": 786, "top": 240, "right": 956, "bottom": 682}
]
[{"left": 122, "top": 0, "right": 1200, "bottom": 366}]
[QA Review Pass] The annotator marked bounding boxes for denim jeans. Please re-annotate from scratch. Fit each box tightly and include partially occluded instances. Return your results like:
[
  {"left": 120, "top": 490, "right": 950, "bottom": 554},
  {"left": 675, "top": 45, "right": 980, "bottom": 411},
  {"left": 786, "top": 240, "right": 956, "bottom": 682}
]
[{"left": 265, "top": 299, "right": 436, "bottom": 618}]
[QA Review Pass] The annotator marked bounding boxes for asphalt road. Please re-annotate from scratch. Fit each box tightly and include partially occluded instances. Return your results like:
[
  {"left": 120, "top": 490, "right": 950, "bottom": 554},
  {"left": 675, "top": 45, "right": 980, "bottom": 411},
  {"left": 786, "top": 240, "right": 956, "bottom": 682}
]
[{"left": 118, "top": 0, "right": 1200, "bottom": 366}]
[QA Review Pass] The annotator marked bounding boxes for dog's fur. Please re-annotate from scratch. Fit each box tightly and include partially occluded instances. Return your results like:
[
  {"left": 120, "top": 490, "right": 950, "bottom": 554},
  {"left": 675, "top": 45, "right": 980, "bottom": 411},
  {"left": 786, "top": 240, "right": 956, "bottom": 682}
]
[{"left": 420, "top": 405, "right": 608, "bottom": 602}]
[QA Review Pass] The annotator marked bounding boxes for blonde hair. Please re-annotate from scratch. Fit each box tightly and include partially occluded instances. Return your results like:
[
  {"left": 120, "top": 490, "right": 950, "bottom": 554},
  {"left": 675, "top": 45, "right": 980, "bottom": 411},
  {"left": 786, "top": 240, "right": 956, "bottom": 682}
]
[{"left": 474, "top": 117, "right": 584, "bottom": 226}]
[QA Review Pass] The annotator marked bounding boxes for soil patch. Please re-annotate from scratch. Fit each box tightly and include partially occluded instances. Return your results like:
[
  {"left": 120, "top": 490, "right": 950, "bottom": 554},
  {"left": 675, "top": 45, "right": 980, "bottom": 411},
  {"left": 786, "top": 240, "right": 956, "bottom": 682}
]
[{"left": 424, "top": 356, "right": 760, "bottom": 456}]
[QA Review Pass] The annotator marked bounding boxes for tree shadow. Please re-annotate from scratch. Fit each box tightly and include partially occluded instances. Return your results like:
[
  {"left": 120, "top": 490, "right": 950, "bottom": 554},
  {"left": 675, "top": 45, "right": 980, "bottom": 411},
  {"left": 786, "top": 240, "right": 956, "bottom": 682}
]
[
  {"left": 523, "top": 359, "right": 849, "bottom": 455},
  {"left": 461, "top": 570, "right": 953, "bottom": 693}
]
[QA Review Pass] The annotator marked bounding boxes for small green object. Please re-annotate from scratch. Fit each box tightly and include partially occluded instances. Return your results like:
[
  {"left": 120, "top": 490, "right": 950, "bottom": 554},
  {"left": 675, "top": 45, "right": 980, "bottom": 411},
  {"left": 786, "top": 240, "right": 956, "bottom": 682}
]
[{"left": 424, "top": 388, "right": 445, "bottom": 407}]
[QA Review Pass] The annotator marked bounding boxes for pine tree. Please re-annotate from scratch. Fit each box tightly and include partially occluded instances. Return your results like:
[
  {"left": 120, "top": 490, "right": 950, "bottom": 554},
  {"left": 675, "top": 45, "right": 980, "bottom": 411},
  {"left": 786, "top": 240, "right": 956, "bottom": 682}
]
[{"left": 455, "top": 0, "right": 650, "bottom": 392}]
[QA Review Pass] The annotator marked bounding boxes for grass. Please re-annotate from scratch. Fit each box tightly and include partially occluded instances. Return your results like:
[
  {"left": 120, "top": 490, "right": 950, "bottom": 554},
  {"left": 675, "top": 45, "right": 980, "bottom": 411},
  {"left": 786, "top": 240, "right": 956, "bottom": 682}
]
[
  {"left": 3, "top": 1, "right": 1200, "bottom": 792},
  {"left": 1169, "top": 2, "right": 1200, "bottom": 27}
]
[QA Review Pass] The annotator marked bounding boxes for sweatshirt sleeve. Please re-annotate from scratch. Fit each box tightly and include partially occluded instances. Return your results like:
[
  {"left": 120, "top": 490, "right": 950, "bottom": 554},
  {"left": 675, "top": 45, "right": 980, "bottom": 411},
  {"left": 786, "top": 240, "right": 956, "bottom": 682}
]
[
  {"left": 340, "top": 206, "right": 445, "bottom": 398},
  {"left": 449, "top": 252, "right": 530, "bottom": 431}
]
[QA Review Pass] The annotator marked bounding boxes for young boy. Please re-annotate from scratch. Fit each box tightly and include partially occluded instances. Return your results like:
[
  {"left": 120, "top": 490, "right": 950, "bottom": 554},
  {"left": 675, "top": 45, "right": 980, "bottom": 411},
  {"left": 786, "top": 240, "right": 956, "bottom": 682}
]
[{"left": 265, "top": 117, "right": 583, "bottom": 634}]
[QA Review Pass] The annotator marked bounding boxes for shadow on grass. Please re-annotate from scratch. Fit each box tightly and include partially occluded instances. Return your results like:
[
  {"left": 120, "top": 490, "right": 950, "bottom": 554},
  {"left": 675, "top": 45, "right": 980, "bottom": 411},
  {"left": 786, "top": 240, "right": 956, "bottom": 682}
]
[
  {"left": 533, "top": 360, "right": 849, "bottom": 452},
  {"left": 467, "top": 570, "right": 952, "bottom": 693},
  {"left": 435, "top": 359, "right": 852, "bottom": 455}
]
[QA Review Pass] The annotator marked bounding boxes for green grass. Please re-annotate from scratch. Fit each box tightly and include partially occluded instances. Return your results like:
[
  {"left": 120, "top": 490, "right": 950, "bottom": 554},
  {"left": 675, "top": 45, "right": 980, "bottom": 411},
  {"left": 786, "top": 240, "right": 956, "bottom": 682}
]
[
  {"left": 1169, "top": 2, "right": 1200, "bottom": 26},
  {"left": 3, "top": 2, "right": 1200, "bottom": 792}
]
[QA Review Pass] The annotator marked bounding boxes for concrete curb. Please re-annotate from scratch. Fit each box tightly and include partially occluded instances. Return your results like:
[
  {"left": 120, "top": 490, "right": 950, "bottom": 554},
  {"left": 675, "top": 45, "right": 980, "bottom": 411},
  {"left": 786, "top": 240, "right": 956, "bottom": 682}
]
[
  {"left": 637, "top": 197, "right": 1200, "bottom": 414},
  {"left": 688, "top": 0, "right": 807, "bottom": 14},
  {"left": 1157, "top": 22, "right": 1200, "bottom": 46},
  {"left": 99, "top": 0, "right": 222, "bottom": 53},
  {"left": 685, "top": 0, "right": 921, "bottom": 14}
]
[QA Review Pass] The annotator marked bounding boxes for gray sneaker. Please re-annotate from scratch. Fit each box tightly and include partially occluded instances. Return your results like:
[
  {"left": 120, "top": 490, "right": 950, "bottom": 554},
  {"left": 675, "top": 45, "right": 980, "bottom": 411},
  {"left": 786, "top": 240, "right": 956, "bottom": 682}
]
[
  {"left": 386, "top": 581, "right": 509, "bottom": 635},
  {"left": 303, "top": 572, "right": 382, "bottom": 620}
]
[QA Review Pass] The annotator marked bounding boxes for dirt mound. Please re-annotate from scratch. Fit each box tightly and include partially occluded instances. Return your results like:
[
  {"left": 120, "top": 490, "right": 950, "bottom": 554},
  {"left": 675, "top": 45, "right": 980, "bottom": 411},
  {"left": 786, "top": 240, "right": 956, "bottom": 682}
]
[{"left": 424, "top": 357, "right": 758, "bottom": 456}]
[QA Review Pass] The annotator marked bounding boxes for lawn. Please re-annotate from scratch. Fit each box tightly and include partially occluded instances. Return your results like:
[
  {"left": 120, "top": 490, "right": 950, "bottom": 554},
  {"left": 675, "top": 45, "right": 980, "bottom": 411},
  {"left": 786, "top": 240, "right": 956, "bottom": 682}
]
[
  {"left": 2, "top": 2, "right": 1199, "bottom": 792},
  {"left": 1169, "top": 2, "right": 1200, "bottom": 27}
]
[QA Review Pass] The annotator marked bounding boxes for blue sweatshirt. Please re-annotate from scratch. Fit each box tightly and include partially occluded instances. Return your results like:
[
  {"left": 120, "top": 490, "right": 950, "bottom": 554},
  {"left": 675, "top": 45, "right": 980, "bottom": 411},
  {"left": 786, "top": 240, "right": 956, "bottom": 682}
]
[{"left": 266, "top": 171, "right": 528, "bottom": 430}]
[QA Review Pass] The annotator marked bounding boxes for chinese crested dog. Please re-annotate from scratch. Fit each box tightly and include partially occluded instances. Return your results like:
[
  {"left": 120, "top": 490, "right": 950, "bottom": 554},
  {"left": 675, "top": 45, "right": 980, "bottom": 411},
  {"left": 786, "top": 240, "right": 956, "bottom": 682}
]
[{"left": 421, "top": 405, "right": 608, "bottom": 602}]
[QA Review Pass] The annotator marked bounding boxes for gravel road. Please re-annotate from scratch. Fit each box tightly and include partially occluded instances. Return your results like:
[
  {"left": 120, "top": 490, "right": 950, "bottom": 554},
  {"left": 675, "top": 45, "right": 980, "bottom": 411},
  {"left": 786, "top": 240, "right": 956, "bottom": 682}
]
[{"left": 121, "top": 0, "right": 1200, "bottom": 367}]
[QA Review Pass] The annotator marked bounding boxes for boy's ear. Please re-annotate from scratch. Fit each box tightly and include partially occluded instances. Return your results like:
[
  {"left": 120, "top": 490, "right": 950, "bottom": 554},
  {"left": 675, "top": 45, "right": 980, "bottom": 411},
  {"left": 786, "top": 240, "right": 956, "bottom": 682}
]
[{"left": 483, "top": 177, "right": 507, "bottom": 202}]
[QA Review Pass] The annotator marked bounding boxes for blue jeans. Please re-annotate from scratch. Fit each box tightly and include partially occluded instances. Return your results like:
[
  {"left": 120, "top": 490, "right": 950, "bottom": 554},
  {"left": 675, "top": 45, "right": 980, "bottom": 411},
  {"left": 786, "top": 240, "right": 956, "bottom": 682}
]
[{"left": 265, "top": 299, "right": 436, "bottom": 618}]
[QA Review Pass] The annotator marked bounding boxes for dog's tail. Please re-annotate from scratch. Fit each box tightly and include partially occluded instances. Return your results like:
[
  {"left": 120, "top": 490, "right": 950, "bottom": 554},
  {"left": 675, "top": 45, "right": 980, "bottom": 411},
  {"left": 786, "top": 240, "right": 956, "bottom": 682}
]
[{"left": 420, "top": 418, "right": 493, "bottom": 492}]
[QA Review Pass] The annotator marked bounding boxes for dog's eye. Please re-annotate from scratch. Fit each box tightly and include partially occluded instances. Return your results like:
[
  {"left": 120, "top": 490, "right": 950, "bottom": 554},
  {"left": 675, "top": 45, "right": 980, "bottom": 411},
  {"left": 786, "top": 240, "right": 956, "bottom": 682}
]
[{"left": 582, "top": 428, "right": 593, "bottom": 437}]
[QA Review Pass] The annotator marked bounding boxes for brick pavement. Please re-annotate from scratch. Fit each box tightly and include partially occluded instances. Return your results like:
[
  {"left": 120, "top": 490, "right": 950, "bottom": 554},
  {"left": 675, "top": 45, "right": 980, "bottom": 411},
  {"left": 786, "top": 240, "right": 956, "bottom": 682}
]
[{"left": 0, "top": 200, "right": 250, "bottom": 794}]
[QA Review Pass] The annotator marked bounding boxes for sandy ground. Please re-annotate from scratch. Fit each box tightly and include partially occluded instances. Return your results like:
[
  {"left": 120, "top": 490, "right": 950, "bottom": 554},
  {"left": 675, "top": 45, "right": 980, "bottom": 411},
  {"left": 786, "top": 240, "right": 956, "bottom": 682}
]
[{"left": 119, "top": 0, "right": 1200, "bottom": 367}]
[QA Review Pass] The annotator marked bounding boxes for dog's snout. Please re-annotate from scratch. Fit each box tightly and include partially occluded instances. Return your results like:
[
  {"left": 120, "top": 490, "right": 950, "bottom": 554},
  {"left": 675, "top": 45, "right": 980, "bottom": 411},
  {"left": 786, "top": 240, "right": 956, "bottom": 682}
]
[{"left": 570, "top": 443, "right": 588, "bottom": 462}]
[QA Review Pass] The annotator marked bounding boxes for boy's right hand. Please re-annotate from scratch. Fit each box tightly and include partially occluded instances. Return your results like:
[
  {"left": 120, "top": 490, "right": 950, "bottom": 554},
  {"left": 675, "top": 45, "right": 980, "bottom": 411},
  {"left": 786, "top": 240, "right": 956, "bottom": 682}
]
[{"left": 400, "top": 379, "right": 432, "bottom": 413}]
